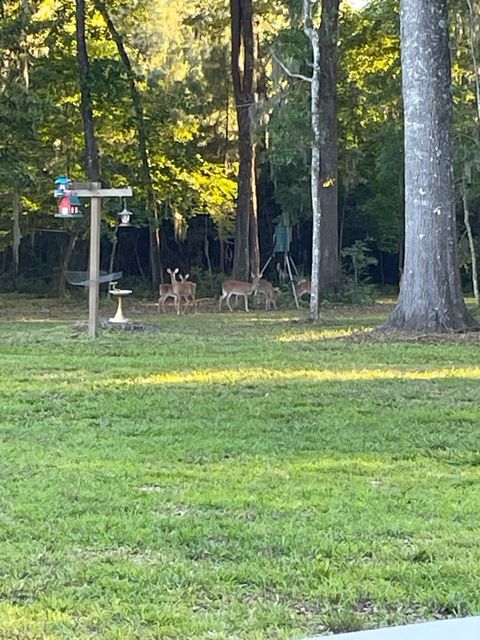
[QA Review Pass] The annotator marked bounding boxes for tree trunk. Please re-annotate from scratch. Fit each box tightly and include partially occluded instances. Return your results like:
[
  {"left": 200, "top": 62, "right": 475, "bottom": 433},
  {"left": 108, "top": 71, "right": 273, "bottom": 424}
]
[
  {"left": 108, "top": 227, "right": 118, "bottom": 276},
  {"left": 384, "top": 0, "right": 473, "bottom": 332},
  {"left": 319, "top": 0, "right": 340, "bottom": 291},
  {"left": 249, "top": 154, "right": 260, "bottom": 277},
  {"left": 462, "top": 177, "right": 479, "bottom": 305},
  {"left": 59, "top": 226, "right": 80, "bottom": 297},
  {"left": 204, "top": 215, "right": 213, "bottom": 289},
  {"left": 12, "top": 191, "right": 22, "bottom": 287},
  {"left": 465, "top": 0, "right": 480, "bottom": 123},
  {"left": 75, "top": 0, "right": 101, "bottom": 181},
  {"left": 303, "top": 0, "right": 322, "bottom": 320},
  {"left": 93, "top": 0, "right": 161, "bottom": 290},
  {"left": 230, "top": 0, "right": 259, "bottom": 280}
]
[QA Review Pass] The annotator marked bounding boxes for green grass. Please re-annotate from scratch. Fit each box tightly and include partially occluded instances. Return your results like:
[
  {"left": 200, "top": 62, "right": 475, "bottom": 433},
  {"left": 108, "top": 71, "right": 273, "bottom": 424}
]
[{"left": 1, "top": 294, "right": 480, "bottom": 639}]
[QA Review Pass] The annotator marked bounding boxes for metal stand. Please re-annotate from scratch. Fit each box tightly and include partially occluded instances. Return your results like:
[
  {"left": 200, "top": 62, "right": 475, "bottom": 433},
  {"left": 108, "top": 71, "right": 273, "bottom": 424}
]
[
  {"left": 284, "top": 252, "right": 300, "bottom": 309},
  {"left": 260, "top": 251, "right": 300, "bottom": 309}
]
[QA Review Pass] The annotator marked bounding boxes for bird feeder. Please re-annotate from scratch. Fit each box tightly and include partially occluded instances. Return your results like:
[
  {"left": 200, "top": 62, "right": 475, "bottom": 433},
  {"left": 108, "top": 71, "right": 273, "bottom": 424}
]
[
  {"left": 51, "top": 177, "right": 133, "bottom": 337},
  {"left": 117, "top": 204, "right": 133, "bottom": 227},
  {"left": 55, "top": 192, "right": 83, "bottom": 219},
  {"left": 54, "top": 175, "right": 72, "bottom": 198}
]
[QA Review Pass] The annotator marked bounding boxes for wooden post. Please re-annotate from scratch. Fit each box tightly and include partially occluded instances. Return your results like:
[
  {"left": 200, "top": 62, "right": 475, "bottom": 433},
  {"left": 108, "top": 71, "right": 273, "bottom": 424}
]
[
  {"left": 67, "top": 182, "right": 133, "bottom": 338},
  {"left": 88, "top": 183, "right": 102, "bottom": 337}
]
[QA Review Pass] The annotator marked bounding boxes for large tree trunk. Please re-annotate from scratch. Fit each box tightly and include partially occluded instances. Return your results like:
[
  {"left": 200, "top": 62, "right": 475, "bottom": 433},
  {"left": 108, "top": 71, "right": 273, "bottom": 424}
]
[
  {"left": 384, "top": 0, "right": 473, "bottom": 332},
  {"left": 230, "top": 0, "right": 259, "bottom": 280},
  {"left": 303, "top": 0, "right": 322, "bottom": 320},
  {"left": 319, "top": 0, "right": 340, "bottom": 291},
  {"left": 76, "top": 0, "right": 101, "bottom": 181}
]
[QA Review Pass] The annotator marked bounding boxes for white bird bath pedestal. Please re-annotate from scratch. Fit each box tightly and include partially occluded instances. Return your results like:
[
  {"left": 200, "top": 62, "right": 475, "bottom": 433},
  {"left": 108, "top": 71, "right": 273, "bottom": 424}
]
[{"left": 108, "top": 287, "right": 132, "bottom": 324}]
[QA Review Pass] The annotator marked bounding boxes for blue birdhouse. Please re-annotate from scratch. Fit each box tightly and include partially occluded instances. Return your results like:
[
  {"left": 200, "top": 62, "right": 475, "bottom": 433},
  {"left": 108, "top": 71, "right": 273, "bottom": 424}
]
[{"left": 54, "top": 175, "right": 72, "bottom": 198}]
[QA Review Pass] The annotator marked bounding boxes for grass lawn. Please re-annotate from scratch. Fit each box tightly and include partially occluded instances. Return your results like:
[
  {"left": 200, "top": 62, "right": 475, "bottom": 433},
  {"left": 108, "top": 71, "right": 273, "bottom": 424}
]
[{"left": 1, "top": 294, "right": 480, "bottom": 639}]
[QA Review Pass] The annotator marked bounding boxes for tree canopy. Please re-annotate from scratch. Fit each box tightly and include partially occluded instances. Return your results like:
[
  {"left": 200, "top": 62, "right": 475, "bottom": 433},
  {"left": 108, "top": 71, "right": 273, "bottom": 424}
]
[{"left": 0, "top": 0, "right": 479, "bottom": 307}]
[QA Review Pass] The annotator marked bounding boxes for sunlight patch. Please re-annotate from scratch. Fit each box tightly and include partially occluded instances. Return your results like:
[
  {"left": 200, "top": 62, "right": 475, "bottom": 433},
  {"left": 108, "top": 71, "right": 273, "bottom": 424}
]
[
  {"left": 276, "top": 327, "right": 365, "bottom": 341},
  {"left": 111, "top": 366, "right": 480, "bottom": 387}
]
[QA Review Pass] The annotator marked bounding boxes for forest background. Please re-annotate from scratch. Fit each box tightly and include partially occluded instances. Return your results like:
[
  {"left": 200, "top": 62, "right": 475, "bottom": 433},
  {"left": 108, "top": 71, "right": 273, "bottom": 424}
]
[{"left": 0, "top": 0, "right": 479, "bottom": 302}]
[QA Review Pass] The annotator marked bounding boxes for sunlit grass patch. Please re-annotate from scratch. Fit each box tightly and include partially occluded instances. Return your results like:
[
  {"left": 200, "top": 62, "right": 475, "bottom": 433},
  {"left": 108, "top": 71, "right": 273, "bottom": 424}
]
[
  {"left": 108, "top": 365, "right": 480, "bottom": 388},
  {"left": 275, "top": 327, "right": 366, "bottom": 341}
]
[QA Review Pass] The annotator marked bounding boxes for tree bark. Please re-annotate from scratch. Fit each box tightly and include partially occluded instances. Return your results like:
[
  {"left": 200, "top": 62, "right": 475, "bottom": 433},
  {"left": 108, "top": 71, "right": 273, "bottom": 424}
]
[
  {"left": 384, "top": 0, "right": 473, "bottom": 332},
  {"left": 93, "top": 0, "right": 161, "bottom": 289},
  {"left": 462, "top": 176, "right": 479, "bottom": 305},
  {"left": 76, "top": 0, "right": 101, "bottom": 181},
  {"left": 59, "top": 226, "right": 80, "bottom": 297},
  {"left": 319, "top": 0, "right": 340, "bottom": 290},
  {"left": 303, "top": 0, "right": 322, "bottom": 320},
  {"left": 230, "top": 0, "right": 259, "bottom": 280},
  {"left": 465, "top": 0, "right": 480, "bottom": 123},
  {"left": 12, "top": 191, "right": 22, "bottom": 283}
]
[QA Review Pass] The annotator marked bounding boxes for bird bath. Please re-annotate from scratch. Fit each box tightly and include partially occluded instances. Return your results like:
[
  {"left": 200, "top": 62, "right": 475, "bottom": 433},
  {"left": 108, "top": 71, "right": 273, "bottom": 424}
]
[{"left": 108, "top": 283, "right": 132, "bottom": 324}]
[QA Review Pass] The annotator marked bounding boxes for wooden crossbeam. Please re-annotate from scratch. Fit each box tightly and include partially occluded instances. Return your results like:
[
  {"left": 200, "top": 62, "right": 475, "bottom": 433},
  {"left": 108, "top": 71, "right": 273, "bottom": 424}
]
[{"left": 71, "top": 186, "right": 132, "bottom": 198}]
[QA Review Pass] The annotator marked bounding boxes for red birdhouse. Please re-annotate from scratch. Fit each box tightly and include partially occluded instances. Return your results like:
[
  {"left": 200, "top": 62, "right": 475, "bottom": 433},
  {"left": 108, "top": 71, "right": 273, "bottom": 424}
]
[{"left": 55, "top": 193, "right": 82, "bottom": 218}]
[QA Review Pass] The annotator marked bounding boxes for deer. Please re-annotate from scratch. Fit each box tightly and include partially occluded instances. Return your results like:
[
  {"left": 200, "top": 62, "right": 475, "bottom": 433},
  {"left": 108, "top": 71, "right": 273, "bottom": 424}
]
[
  {"left": 157, "top": 274, "right": 195, "bottom": 313},
  {"left": 294, "top": 279, "right": 311, "bottom": 301},
  {"left": 276, "top": 262, "right": 287, "bottom": 286},
  {"left": 158, "top": 283, "right": 175, "bottom": 313},
  {"left": 179, "top": 273, "right": 197, "bottom": 313},
  {"left": 219, "top": 274, "right": 260, "bottom": 312},
  {"left": 254, "top": 277, "right": 277, "bottom": 310},
  {"left": 166, "top": 268, "right": 197, "bottom": 315}
]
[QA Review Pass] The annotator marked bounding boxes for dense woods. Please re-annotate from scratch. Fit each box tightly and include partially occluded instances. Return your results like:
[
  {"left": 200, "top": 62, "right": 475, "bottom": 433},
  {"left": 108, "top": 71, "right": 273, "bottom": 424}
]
[{"left": 0, "top": 0, "right": 479, "bottom": 312}]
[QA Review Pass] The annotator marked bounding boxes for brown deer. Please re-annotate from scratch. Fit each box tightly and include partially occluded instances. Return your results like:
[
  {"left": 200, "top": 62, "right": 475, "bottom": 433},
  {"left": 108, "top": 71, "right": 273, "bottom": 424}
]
[
  {"left": 179, "top": 273, "right": 197, "bottom": 313},
  {"left": 158, "top": 274, "right": 195, "bottom": 313},
  {"left": 294, "top": 279, "right": 311, "bottom": 300},
  {"left": 254, "top": 278, "right": 277, "bottom": 310},
  {"left": 158, "top": 283, "right": 175, "bottom": 313},
  {"left": 167, "top": 268, "right": 197, "bottom": 315},
  {"left": 219, "top": 275, "right": 259, "bottom": 312}
]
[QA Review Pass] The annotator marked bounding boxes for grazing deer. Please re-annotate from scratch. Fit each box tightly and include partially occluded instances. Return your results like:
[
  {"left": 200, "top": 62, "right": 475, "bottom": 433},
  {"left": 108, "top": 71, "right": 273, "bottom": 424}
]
[
  {"left": 167, "top": 268, "right": 197, "bottom": 315},
  {"left": 254, "top": 278, "right": 277, "bottom": 310},
  {"left": 294, "top": 279, "right": 311, "bottom": 300},
  {"left": 219, "top": 275, "right": 259, "bottom": 312}
]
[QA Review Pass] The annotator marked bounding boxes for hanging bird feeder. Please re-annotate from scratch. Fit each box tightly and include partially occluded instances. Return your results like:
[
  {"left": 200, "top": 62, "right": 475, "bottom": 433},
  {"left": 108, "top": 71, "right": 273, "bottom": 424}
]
[
  {"left": 55, "top": 192, "right": 83, "bottom": 219},
  {"left": 54, "top": 175, "right": 72, "bottom": 198},
  {"left": 117, "top": 202, "right": 133, "bottom": 227}
]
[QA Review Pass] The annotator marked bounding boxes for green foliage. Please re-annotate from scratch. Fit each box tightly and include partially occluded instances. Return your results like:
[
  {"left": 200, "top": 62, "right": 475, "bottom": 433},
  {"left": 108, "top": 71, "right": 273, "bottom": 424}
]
[
  {"left": 326, "top": 275, "right": 378, "bottom": 306},
  {"left": 1, "top": 0, "right": 480, "bottom": 294},
  {"left": 342, "top": 238, "right": 378, "bottom": 283},
  {"left": 328, "top": 239, "right": 380, "bottom": 304}
]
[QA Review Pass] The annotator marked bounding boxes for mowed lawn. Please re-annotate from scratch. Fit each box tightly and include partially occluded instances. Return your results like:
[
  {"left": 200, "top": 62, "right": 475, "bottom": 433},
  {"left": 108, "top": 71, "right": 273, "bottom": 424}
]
[{"left": 1, "top": 294, "right": 480, "bottom": 639}]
